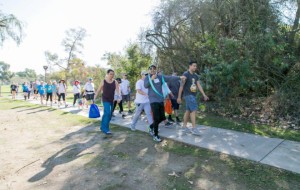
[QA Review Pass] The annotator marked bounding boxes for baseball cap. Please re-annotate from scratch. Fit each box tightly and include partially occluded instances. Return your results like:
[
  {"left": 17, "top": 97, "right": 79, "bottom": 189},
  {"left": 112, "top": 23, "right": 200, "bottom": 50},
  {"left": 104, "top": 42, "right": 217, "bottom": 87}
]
[{"left": 148, "top": 64, "right": 157, "bottom": 69}]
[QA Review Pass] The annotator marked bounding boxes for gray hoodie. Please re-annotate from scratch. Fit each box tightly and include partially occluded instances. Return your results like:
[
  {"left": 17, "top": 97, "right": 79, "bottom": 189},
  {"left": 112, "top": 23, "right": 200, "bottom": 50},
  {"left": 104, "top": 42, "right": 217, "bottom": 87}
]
[{"left": 144, "top": 74, "right": 180, "bottom": 103}]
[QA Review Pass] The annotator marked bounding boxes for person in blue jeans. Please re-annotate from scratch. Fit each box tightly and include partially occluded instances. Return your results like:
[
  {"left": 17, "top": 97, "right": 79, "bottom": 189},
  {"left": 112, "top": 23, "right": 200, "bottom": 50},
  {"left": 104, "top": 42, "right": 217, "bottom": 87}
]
[
  {"left": 94, "top": 69, "right": 120, "bottom": 135},
  {"left": 177, "top": 61, "right": 209, "bottom": 135}
]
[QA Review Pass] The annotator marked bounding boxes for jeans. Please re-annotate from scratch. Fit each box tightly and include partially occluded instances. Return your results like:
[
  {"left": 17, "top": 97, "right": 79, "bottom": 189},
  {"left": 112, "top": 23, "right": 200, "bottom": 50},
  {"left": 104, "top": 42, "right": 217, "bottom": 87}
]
[
  {"left": 131, "top": 102, "right": 153, "bottom": 128},
  {"left": 101, "top": 102, "right": 113, "bottom": 133}
]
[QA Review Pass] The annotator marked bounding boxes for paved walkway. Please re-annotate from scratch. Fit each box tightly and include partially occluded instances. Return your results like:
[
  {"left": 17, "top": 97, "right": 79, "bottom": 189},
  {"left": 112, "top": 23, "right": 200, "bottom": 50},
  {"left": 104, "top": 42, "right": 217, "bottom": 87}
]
[{"left": 13, "top": 97, "right": 300, "bottom": 174}]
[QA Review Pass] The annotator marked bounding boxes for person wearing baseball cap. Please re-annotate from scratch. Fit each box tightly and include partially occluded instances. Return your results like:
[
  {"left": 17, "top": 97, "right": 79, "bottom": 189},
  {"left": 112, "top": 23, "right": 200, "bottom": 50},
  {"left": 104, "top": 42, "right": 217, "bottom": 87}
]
[
  {"left": 144, "top": 65, "right": 186, "bottom": 142},
  {"left": 130, "top": 70, "right": 153, "bottom": 131}
]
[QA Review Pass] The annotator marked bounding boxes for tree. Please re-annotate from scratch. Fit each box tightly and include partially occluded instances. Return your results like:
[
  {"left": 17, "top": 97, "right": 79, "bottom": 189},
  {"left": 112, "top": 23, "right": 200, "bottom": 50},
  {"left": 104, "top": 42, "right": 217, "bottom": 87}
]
[
  {"left": 0, "top": 10, "right": 23, "bottom": 47},
  {"left": 45, "top": 27, "right": 87, "bottom": 85},
  {"left": 0, "top": 61, "right": 14, "bottom": 83},
  {"left": 16, "top": 68, "right": 37, "bottom": 80}
]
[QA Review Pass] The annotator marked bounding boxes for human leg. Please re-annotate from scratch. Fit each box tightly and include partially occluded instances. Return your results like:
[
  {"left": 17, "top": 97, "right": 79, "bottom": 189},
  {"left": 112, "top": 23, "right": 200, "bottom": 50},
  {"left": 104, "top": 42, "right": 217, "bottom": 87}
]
[
  {"left": 101, "top": 102, "right": 113, "bottom": 134},
  {"left": 130, "top": 103, "right": 144, "bottom": 130}
]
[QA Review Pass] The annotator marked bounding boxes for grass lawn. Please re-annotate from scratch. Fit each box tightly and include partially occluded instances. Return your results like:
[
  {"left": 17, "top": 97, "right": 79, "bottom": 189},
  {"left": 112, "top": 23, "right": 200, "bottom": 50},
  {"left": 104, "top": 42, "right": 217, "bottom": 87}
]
[{"left": 1, "top": 97, "right": 300, "bottom": 189}]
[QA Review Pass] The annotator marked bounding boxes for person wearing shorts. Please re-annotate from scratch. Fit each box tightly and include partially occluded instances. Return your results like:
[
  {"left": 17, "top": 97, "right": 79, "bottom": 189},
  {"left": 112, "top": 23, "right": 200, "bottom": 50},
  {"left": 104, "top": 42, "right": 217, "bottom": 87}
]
[
  {"left": 10, "top": 83, "right": 17, "bottom": 99},
  {"left": 177, "top": 61, "right": 209, "bottom": 135},
  {"left": 120, "top": 74, "right": 132, "bottom": 113},
  {"left": 58, "top": 79, "right": 67, "bottom": 108},
  {"left": 84, "top": 78, "right": 95, "bottom": 109}
]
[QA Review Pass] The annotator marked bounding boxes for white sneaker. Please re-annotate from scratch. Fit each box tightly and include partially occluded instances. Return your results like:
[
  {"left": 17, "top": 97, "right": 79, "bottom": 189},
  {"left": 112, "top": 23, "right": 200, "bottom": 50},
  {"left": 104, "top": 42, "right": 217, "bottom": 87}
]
[
  {"left": 182, "top": 127, "right": 191, "bottom": 134},
  {"left": 191, "top": 128, "right": 201, "bottom": 135},
  {"left": 153, "top": 135, "right": 162, "bottom": 142}
]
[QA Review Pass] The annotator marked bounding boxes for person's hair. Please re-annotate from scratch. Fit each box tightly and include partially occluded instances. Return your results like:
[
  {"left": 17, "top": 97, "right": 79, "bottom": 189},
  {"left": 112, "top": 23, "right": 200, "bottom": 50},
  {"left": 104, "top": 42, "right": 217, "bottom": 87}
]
[
  {"left": 107, "top": 69, "right": 114, "bottom": 74},
  {"left": 189, "top": 60, "right": 197, "bottom": 65}
]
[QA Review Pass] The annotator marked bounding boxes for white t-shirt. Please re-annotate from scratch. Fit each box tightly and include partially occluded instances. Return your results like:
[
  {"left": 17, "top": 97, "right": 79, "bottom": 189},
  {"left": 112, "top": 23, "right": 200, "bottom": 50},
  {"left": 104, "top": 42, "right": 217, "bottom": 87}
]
[
  {"left": 73, "top": 84, "right": 81, "bottom": 94},
  {"left": 120, "top": 79, "right": 130, "bottom": 95},
  {"left": 134, "top": 79, "right": 149, "bottom": 104},
  {"left": 58, "top": 83, "right": 66, "bottom": 93},
  {"left": 84, "top": 82, "right": 95, "bottom": 94}
]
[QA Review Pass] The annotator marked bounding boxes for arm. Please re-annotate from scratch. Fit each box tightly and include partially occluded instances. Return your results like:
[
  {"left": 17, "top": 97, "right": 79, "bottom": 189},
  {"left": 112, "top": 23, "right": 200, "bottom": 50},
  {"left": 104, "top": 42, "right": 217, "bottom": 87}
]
[
  {"left": 144, "top": 75, "right": 151, "bottom": 88},
  {"left": 177, "top": 79, "right": 186, "bottom": 104},
  {"left": 116, "top": 81, "right": 121, "bottom": 103},
  {"left": 196, "top": 81, "right": 209, "bottom": 101}
]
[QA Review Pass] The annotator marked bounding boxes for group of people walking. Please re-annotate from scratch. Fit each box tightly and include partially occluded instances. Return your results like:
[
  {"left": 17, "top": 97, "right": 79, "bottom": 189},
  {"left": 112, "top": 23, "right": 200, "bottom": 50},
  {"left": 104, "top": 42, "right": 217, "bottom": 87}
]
[
  {"left": 10, "top": 61, "right": 208, "bottom": 143},
  {"left": 94, "top": 61, "right": 209, "bottom": 142}
]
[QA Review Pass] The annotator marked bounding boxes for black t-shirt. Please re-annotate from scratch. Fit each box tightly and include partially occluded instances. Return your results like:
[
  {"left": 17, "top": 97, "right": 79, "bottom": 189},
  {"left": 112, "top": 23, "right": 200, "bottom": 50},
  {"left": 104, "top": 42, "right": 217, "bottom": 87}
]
[
  {"left": 183, "top": 71, "right": 199, "bottom": 97},
  {"left": 11, "top": 85, "right": 17, "bottom": 91}
]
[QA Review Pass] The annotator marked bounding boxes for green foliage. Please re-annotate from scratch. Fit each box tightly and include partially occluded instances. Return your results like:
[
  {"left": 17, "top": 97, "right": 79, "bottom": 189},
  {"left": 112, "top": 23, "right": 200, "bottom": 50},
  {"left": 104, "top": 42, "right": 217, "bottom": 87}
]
[{"left": 0, "top": 61, "right": 14, "bottom": 83}]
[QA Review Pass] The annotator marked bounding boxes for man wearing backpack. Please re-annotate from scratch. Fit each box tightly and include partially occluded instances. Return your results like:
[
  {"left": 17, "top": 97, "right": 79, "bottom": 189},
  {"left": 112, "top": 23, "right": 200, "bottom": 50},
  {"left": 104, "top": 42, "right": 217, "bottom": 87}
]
[{"left": 144, "top": 64, "right": 186, "bottom": 142}]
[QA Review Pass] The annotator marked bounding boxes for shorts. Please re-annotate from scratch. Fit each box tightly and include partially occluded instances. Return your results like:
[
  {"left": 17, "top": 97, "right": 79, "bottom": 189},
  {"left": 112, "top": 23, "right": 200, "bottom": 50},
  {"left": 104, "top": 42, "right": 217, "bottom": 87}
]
[
  {"left": 85, "top": 93, "right": 94, "bottom": 101},
  {"left": 184, "top": 95, "right": 198, "bottom": 112},
  {"left": 122, "top": 94, "right": 130, "bottom": 102},
  {"left": 170, "top": 98, "right": 180, "bottom": 110}
]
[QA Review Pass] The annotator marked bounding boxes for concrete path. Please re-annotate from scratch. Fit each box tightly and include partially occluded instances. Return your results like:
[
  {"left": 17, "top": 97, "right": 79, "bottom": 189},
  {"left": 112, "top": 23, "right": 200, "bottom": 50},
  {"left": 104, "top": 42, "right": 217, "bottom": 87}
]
[{"left": 12, "top": 98, "right": 300, "bottom": 174}]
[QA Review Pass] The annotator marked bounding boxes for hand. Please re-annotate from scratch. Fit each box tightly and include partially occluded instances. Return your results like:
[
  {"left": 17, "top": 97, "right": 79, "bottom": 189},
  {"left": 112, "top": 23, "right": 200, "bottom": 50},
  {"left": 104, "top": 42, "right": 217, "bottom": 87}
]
[
  {"left": 203, "top": 95, "right": 209, "bottom": 101},
  {"left": 180, "top": 76, "right": 186, "bottom": 81},
  {"left": 177, "top": 98, "right": 182, "bottom": 104},
  {"left": 151, "top": 73, "right": 157, "bottom": 80}
]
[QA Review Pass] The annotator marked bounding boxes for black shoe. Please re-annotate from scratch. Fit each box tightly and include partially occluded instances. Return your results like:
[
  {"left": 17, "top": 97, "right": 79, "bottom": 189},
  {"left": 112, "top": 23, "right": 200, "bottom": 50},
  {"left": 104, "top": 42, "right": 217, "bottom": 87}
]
[
  {"left": 128, "top": 110, "right": 133, "bottom": 114},
  {"left": 176, "top": 117, "right": 181, "bottom": 123},
  {"left": 165, "top": 121, "right": 173, "bottom": 128},
  {"left": 168, "top": 116, "right": 175, "bottom": 122}
]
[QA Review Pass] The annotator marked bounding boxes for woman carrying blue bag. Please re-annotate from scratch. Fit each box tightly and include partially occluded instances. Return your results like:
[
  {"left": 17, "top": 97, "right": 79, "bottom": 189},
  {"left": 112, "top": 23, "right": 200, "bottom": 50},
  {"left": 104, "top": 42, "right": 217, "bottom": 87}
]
[
  {"left": 94, "top": 69, "right": 121, "bottom": 135},
  {"left": 89, "top": 101, "right": 100, "bottom": 118}
]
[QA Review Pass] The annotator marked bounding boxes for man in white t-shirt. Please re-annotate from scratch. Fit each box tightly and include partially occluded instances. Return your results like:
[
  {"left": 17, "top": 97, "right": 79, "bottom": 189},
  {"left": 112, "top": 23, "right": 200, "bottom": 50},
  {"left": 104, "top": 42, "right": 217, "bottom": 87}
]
[
  {"left": 120, "top": 74, "right": 132, "bottom": 113},
  {"left": 84, "top": 78, "right": 95, "bottom": 108},
  {"left": 130, "top": 71, "right": 153, "bottom": 131}
]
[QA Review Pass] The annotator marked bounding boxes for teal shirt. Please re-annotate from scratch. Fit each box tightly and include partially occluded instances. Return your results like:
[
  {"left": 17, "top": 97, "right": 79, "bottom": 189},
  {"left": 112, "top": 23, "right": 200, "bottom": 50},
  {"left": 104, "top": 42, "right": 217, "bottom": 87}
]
[
  {"left": 38, "top": 85, "right": 45, "bottom": 95},
  {"left": 45, "top": 84, "right": 53, "bottom": 93}
]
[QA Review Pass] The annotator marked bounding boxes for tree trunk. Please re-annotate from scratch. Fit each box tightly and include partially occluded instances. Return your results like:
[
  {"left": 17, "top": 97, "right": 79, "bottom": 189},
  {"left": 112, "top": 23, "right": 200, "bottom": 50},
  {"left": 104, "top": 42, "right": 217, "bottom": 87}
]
[{"left": 290, "top": 0, "right": 300, "bottom": 45}]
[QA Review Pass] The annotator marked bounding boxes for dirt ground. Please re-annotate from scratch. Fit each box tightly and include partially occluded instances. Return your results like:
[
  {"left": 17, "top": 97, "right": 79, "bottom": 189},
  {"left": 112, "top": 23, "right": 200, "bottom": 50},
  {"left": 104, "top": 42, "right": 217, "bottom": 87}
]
[
  {"left": 1, "top": 99, "right": 300, "bottom": 190},
  {"left": 0, "top": 101, "right": 200, "bottom": 190}
]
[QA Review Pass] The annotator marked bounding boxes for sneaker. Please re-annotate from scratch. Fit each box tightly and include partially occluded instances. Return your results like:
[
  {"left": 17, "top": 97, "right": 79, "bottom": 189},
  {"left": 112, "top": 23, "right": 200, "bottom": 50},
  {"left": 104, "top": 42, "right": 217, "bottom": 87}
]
[
  {"left": 191, "top": 128, "right": 201, "bottom": 135},
  {"left": 168, "top": 116, "right": 175, "bottom": 122},
  {"left": 153, "top": 135, "right": 162, "bottom": 142},
  {"left": 164, "top": 122, "right": 173, "bottom": 128},
  {"left": 148, "top": 126, "right": 154, "bottom": 136},
  {"left": 105, "top": 131, "right": 112, "bottom": 135},
  {"left": 182, "top": 127, "right": 191, "bottom": 134},
  {"left": 130, "top": 126, "right": 136, "bottom": 131}
]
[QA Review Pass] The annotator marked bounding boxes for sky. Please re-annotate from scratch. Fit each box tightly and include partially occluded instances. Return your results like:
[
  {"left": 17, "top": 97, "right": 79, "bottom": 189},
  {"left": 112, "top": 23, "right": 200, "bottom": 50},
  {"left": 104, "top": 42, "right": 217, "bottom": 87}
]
[{"left": 0, "top": 0, "right": 159, "bottom": 74}]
